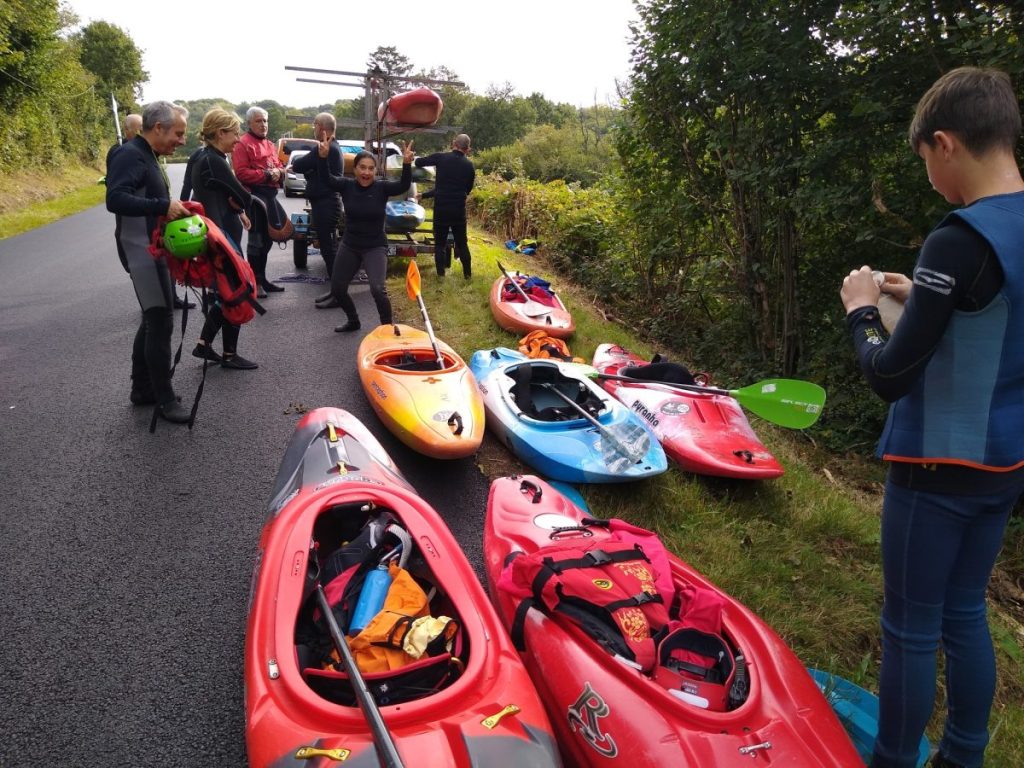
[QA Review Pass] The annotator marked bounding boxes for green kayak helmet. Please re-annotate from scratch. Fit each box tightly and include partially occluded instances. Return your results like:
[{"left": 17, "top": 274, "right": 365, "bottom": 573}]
[{"left": 164, "top": 215, "right": 208, "bottom": 259}]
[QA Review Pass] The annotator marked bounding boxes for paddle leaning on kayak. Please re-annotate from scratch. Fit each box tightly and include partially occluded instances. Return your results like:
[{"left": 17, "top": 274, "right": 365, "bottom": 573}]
[{"left": 315, "top": 134, "right": 415, "bottom": 332}]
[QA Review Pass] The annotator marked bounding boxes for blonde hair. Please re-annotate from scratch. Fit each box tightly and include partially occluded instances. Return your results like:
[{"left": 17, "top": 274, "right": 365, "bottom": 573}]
[{"left": 201, "top": 107, "right": 242, "bottom": 145}]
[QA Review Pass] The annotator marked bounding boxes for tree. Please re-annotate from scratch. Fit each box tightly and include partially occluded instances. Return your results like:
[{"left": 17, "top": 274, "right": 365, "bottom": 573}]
[
  {"left": 614, "top": 0, "right": 1024, "bottom": 445},
  {"left": 0, "top": 1, "right": 108, "bottom": 171},
  {"left": 367, "top": 45, "right": 413, "bottom": 89},
  {"left": 75, "top": 20, "right": 147, "bottom": 108},
  {"left": 461, "top": 95, "right": 537, "bottom": 151}
]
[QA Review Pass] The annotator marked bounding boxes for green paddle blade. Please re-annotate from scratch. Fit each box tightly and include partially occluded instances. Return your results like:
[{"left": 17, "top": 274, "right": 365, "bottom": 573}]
[
  {"left": 574, "top": 364, "right": 827, "bottom": 430},
  {"left": 731, "top": 379, "right": 826, "bottom": 429}
]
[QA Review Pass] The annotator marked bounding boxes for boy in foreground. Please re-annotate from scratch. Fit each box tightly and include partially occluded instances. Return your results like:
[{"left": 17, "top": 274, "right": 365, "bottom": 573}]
[{"left": 841, "top": 67, "right": 1024, "bottom": 768}]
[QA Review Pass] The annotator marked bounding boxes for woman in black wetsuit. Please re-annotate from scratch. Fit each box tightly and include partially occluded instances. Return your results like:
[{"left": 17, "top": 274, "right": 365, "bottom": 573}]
[
  {"left": 316, "top": 136, "right": 414, "bottom": 332},
  {"left": 189, "top": 108, "right": 258, "bottom": 370}
]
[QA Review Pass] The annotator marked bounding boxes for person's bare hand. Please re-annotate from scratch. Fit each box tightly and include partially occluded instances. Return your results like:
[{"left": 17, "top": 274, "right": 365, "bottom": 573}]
[
  {"left": 241, "top": 212, "right": 251, "bottom": 231},
  {"left": 401, "top": 140, "right": 415, "bottom": 164},
  {"left": 167, "top": 200, "right": 190, "bottom": 219},
  {"left": 318, "top": 130, "right": 335, "bottom": 158},
  {"left": 840, "top": 265, "right": 881, "bottom": 314},
  {"left": 875, "top": 271, "right": 912, "bottom": 302}
]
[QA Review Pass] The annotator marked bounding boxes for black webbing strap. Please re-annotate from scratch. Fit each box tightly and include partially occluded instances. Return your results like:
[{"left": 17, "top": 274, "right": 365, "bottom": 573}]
[{"left": 510, "top": 597, "right": 538, "bottom": 652}]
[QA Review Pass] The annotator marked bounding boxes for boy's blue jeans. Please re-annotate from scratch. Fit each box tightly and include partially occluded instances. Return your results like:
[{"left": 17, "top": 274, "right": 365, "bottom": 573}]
[{"left": 871, "top": 475, "right": 1020, "bottom": 768}]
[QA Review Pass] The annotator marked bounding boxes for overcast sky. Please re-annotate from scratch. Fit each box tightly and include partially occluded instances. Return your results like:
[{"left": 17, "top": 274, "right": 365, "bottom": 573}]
[{"left": 65, "top": 0, "right": 640, "bottom": 109}]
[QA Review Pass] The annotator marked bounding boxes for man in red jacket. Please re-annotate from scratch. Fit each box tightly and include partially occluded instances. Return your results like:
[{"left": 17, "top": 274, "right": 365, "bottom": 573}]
[{"left": 232, "top": 106, "right": 285, "bottom": 296}]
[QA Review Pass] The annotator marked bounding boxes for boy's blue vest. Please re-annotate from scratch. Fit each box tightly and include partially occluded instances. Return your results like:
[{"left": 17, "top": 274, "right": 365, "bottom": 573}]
[{"left": 878, "top": 192, "right": 1024, "bottom": 470}]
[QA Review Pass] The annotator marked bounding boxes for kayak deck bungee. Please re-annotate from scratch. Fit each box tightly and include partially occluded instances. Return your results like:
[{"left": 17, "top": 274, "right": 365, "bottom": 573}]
[
  {"left": 592, "top": 344, "right": 784, "bottom": 479},
  {"left": 470, "top": 347, "right": 667, "bottom": 483},
  {"left": 245, "top": 408, "right": 562, "bottom": 768},
  {"left": 484, "top": 474, "right": 864, "bottom": 767},
  {"left": 358, "top": 324, "right": 485, "bottom": 460}
]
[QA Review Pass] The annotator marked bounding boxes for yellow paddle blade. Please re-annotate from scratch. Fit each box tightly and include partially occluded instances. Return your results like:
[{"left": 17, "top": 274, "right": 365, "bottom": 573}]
[{"left": 406, "top": 259, "right": 421, "bottom": 301}]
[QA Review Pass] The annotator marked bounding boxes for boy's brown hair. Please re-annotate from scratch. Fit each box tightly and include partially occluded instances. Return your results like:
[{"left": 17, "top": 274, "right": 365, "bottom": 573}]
[{"left": 909, "top": 66, "right": 1021, "bottom": 156}]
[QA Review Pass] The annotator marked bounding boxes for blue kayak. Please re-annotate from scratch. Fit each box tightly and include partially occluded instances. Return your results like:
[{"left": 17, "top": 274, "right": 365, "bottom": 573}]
[
  {"left": 385, "top": 200, "right": 426, "bottom": 233},
  {"left": 469, "top": 348, "right": 668, "bottom": 483},
  {"left": 807, "top": 668, "right": 930, "bottom": 768}
]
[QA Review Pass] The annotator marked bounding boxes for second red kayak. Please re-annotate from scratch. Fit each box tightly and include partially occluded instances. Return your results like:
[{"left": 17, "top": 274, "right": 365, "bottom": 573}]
[
  {"left": 591, "top": 344, "right": 784, "bottom": 479},
  {"left": 484, "top": 474, "right": 863, "bottom": 767}
]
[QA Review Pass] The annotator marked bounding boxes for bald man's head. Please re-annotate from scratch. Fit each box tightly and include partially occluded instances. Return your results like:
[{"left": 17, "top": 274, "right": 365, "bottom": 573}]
[{"left": 125, "top": 114, "right": 143, "bottom": 140}]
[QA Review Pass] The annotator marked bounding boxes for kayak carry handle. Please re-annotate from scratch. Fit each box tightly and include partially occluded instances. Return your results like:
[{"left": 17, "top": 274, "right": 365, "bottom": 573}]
[{"left": 519, "top": 477, "right": 543, "bottom": 503}]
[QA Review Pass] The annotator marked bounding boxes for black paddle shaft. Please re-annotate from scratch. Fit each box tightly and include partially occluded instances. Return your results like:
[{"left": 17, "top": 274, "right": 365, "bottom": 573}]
[{"left": 315, "top": 585, "right": 405, "bottom": 768}]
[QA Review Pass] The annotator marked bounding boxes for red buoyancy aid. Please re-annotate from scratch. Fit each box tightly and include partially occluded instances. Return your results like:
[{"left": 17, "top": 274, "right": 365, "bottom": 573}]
[
  {"left": 499, "top": 538, "right": 670, "bottom": 671},
  {"left": 149, "top": 201, "right": 265, "bottom": 325}
]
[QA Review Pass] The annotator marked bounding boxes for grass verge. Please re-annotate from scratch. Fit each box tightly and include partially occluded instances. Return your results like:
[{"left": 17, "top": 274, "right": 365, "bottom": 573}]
[
  {"left": 0, "top": 164, "right": 105, "bottom": 240},
  {"left": 384, "top": 230, "right": 1024, "bottom": 766}
]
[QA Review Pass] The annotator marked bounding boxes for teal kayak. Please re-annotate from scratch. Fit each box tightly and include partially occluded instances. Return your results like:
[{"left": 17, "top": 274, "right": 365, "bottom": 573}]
[
  {"left": 469, "top": 348, "right": 667, "bottom": 483},
  {"left": 807, "top": 668, "right": 930, "bottom": 767}
]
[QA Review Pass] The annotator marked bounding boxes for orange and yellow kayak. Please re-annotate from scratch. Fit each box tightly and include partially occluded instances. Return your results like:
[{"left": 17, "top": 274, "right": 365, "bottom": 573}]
[{"left": 357, "top": 324, "right": 485, "bottom": 459}]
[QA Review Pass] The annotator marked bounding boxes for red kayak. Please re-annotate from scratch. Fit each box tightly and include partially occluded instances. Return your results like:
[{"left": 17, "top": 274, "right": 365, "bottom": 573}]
[
  {"left": 377, "top": 87, "right": 444, "bottom": 126},
  {"left": 592, "top": 344, "right": 783, "bottom": 479},
  {"left": 489, "top": 273, "right": 574, "bottom": 339},
  {"left": 246, "top": 408, "right": 561, "bottom": 767},
  {"left": 484, "top": 475, "right": 864, "bottom": 767}
]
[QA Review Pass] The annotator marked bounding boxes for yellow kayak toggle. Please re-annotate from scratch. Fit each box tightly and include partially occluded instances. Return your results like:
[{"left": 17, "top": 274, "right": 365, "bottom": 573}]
[
  {"left": 295, "top": 745, "right": 351, "bottom": 761},
  {"left": 481, "top": 704, "right": 521, "bottom": 729}
]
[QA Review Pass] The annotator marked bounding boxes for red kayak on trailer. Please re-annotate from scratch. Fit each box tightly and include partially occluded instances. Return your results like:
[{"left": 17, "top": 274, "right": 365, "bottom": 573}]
[
  {"left": 484, "top": 474, "right": 863, "bottom": 768},
  {"left": 377, "top": 87, "right": 444, "bottom": 126},
  {"left": 591, "top": 344, "right": 784, "bottom": 479},
  {"left": 245, "top": 408, "right": 561, "bottom": 768}
]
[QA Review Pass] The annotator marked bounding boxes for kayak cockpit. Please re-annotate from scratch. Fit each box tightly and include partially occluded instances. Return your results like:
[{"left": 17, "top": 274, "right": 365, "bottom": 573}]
[
  {"left": 294, "top": 499, "right": 468, "bottom": 708},
  {"left": 506, "top": 362, "right": 606, "bottom": 422},
  {"left": 371, "top": 349, "right": 458, "bottom": 374}
]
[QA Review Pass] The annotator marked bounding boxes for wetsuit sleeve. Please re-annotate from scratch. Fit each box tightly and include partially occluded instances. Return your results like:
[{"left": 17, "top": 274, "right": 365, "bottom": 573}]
[
  {"left": 846, "top": 221, "right": 999, "bottom": 402},
  {"left": 466, "top": 162, "right": 475, "bottom": 195},
  {"left": 180, "top": 148, "right": 199, "bottom": 200},
  {"left": 105, "top": 148, "right": 167, "bottom": 217},
  {"left": 316, "top": 153, "right": 350, "bottom": 192},
  {"left": 199, "top": 153, "right": 253, "bottom": 213},
  {"left": 414, "top": 152, "right": 441, "bottom": 168},
  {"left": 383, "top": 162, "right": 412, "bottom": 197},
  {"left": 290, "top": 149, "right": 316, "bottom": 173}
]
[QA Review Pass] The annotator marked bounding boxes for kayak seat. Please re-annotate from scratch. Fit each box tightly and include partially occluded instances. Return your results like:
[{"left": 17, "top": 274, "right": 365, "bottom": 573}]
[
  {"left": 623, "top": 362, "right": 696, "bottom": 386},
  {"left": 508, "top": 363, "right": 604, "bottom": 421}
]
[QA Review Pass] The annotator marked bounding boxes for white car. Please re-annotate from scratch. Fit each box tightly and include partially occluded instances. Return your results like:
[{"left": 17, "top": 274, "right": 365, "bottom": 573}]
[{"left": 283, "top": 150, "right": 309, "bottom": 197}]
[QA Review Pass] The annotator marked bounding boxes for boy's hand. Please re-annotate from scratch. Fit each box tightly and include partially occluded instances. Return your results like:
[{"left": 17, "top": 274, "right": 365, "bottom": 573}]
[
  {"left": 841, "top": 265, "right": 881, "bottom": 314},
  {"left": 875, "top": 271, "right": 912, "bottom": 302}
]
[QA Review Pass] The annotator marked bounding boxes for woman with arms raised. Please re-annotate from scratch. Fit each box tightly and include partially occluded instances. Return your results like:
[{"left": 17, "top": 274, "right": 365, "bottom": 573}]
[{"left": 316, "top": 136, "right": 414, "bottom": 332}]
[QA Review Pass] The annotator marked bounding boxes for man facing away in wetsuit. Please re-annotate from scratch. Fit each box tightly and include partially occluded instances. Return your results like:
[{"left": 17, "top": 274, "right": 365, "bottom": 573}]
[{"left": 415, "top": 133, "right": 475, "bottom": 278}]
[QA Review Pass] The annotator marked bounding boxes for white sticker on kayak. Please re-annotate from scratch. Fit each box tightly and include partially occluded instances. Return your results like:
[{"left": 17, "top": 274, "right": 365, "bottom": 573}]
[
  {"left": 568, "top": 682, "right": 618, "bottom": 758},
  {"left": 762, "top": 383, "right": 777, "bottom": 394}
]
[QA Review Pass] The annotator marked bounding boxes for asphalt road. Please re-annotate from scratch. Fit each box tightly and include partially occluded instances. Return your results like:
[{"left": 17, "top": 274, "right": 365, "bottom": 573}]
[{"left": 0, "top": 165, "right": 491, "bottom": 767}]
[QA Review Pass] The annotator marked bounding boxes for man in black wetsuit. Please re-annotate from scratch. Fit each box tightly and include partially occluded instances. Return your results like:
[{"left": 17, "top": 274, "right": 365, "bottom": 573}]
[
  {"left": 291, "top": 112, "right": 343, "bottom": 306},
  {"left": 415, "top": 134, "right": 475, "bottom": 278},
  {"left": 105, "top": 100, "right": 192, "bottom": 424}
]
